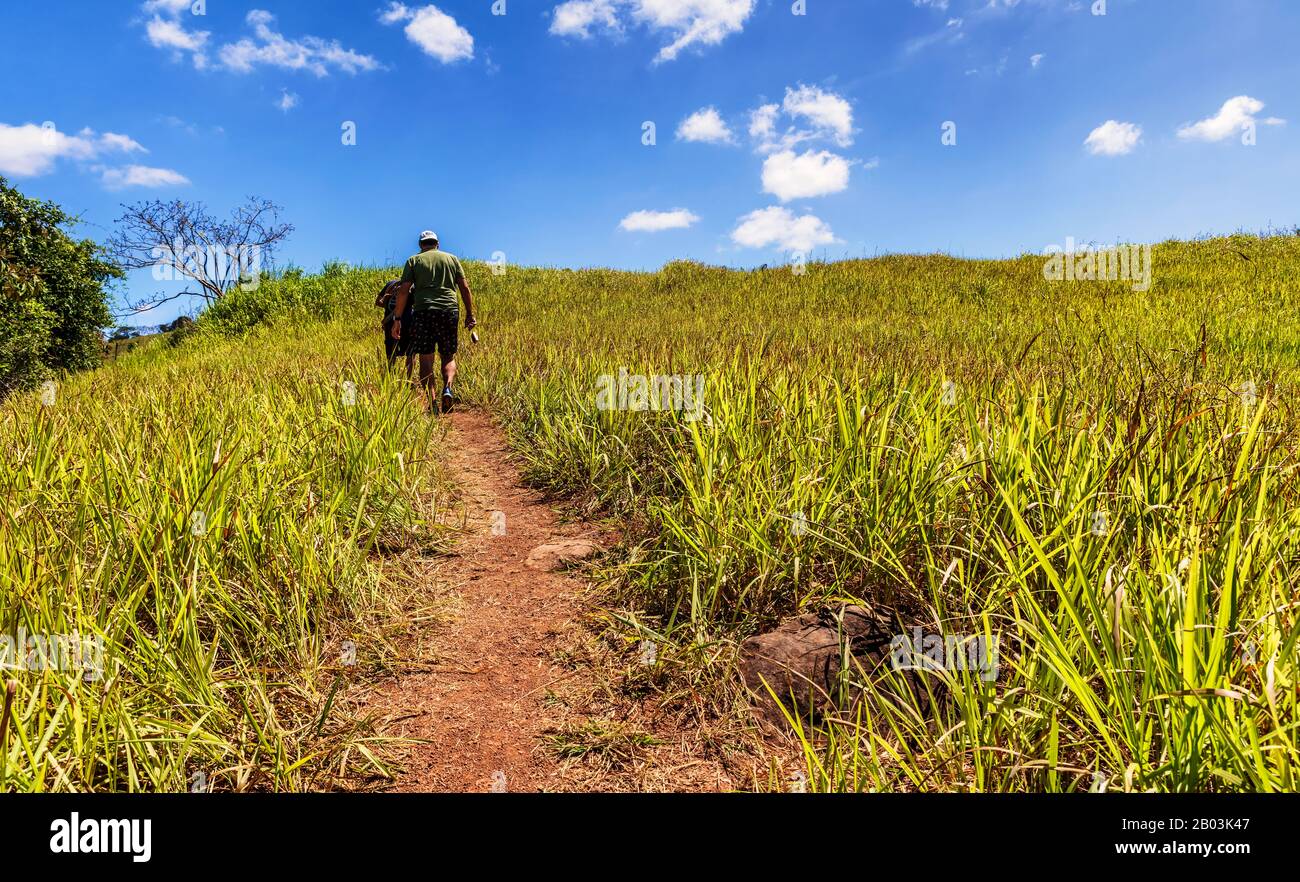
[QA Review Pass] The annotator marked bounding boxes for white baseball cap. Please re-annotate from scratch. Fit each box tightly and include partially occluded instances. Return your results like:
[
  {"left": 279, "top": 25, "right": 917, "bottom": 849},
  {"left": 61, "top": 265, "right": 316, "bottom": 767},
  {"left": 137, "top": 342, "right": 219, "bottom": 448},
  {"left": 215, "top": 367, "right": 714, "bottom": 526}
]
[{"left": 418, "top": 230, "right": 439, "bottom": 243}]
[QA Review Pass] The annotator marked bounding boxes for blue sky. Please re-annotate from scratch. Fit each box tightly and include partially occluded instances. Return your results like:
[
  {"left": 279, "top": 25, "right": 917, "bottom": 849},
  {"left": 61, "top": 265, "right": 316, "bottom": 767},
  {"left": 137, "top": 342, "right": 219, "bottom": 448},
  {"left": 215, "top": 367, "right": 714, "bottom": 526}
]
[{"left": 1, "top": 0, "right": 1296, "bottom": 326}]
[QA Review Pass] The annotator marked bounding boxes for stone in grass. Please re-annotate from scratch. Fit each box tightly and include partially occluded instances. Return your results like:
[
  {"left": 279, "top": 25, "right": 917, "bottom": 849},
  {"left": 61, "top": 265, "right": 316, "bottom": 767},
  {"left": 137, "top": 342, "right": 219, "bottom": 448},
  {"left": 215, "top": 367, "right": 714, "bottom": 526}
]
[
  {"left": 738, "top": 604, "right": 931, "bottom": 725},
  {"left": 525, "top": 539, "right": 601, "bottom": 572}
]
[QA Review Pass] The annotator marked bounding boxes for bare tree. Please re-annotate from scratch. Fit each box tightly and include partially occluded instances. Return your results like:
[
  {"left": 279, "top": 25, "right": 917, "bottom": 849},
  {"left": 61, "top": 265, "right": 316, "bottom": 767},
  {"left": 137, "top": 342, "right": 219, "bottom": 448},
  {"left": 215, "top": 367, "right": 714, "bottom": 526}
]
[{"left": 106, "top": 197, "right": 293, "bottom": 313}]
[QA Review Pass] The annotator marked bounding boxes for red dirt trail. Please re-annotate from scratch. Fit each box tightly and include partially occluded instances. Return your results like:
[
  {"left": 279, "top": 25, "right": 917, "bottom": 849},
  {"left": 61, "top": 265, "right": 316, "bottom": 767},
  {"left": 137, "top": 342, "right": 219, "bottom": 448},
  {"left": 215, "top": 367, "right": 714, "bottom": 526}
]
[
  {"left": 370, "top": 409, "right": 770, "bottom": 793},
  {"left": 375, "top": 409, "right": 598, "bottom": 792}
]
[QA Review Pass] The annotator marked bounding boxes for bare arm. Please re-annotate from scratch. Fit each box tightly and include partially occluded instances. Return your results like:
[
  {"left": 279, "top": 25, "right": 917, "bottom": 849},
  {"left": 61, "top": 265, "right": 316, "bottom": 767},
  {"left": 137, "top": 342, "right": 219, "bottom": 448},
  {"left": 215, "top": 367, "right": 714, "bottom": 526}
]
[
  {"left": 391, "top": 282, "right": 414, "bottom": 338},
  {"left": 458, "top": 276, "right": 475, "bottom": 328}
]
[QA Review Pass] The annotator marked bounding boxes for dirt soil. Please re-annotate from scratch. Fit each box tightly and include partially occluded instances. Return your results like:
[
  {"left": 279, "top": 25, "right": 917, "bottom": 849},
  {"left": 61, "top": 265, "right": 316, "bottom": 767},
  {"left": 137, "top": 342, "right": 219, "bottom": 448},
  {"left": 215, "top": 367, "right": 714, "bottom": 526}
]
[{"left": 369, "top": 409, "right": 778, "bottom": 792}]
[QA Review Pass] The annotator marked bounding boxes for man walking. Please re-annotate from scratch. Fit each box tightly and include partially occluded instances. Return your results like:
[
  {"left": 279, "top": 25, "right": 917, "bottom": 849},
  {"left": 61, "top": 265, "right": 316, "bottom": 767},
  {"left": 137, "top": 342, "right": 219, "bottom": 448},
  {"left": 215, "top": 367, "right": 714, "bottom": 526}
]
[{"left": 391, "top": 231, "right": 476, "bottom": 413}]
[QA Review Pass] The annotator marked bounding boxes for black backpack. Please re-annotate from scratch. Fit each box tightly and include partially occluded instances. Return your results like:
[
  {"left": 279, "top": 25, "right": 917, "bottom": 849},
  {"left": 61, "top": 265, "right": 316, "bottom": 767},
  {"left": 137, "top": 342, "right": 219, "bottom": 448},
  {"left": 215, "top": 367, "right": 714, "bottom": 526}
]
[{"left": 379, "top": 280, "right": 401, "bottom": 327}]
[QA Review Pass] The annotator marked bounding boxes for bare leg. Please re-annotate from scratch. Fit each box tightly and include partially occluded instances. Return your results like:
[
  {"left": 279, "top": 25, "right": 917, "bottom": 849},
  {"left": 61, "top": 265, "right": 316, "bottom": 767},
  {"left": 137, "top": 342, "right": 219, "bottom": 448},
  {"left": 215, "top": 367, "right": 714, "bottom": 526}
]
[
  {"left": 442, "top": 357, "right": 457, "bottom": 391},
  {"left": 418, "top": 353, "right": 439, "bottom": 411}
]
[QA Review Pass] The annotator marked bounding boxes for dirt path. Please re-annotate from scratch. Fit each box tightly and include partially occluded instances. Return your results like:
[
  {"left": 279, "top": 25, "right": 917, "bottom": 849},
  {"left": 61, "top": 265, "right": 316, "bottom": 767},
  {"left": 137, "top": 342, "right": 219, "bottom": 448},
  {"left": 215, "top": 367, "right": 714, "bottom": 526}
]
[
  {"left": 368, "top": 409, "right": 777, "bottom": 792},
  {"left": 371, "top": 409, "right": 597, "bottom": 792}
]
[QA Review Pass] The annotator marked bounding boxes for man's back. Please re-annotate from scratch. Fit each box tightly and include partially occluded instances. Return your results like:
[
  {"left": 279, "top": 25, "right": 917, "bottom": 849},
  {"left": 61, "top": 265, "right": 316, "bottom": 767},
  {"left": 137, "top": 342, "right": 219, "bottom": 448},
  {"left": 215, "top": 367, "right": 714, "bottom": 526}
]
[{"left": 401, "top": 249, "right": 464, "bottom": 313}]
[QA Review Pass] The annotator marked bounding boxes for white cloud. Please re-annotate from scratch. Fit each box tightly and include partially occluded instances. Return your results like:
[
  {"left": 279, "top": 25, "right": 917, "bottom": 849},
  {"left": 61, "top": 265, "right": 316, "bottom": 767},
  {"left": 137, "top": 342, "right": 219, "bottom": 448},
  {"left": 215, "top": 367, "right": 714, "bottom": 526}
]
[
  {"left": 632, "top": 0, "right": 755, "bottom": 63},
  {"left": 98, "top": 164, "right": 191, "bottom": 190},
  {"left": 751, "top": 85, "right": 855, "bottom": 153},
  {"left": 677, "top": 107, "right": 734, "bottom": 144},
  {"left": 619, "top": 208, "right": 700, "bottom": 232},
  {"left": 731, "top": 206, "right": 837, "bottom": 253},
  {"left": 218, "top": 10, "right": 382, "bottom": 76},
  {"left": 1177, "top": 95, "right": 1284, "bottom": 142},
  {"left": 782, "top": 84, "right": 855, "bottom": 147},
  {"left": 378, "top": 2, "right": 412, "bottom": 25},
  {"left": 98, "top": 132, "right": 148, "bottom": 154},
  {"left": 761, "top": 149, "right": 852, "bottom": 201},
  {"left": 380, "top": 4, "right": 474, "bottom": 63},
  {"left": 550, "top": 0, "right": 622, "bottom": 37},
  {"left": 749, "top": 104, "right": 779, "bottom": 141},
  {"left": 144, "top": 14, "right": 211, "bottom": 69},
  {"left": 141, "top": 3, "right": 380, "bottom": 75},
  {"left": 0, "top": 123, "right": 149, "bottom": 177},
  {"left": 0, "top": 122, "right": 185, "bottom": 189},
  {"left": 142, "top": 0, "right": 193, "bottom": 13},
  {"left": 550, "top": 0, "right": 755, "bottom": 64},
  {"left": 278, "top": 90, "right": 300, "bottom": 112},
  {"left": 1030, "top": 52, "right": 1044, "bottom": 68},
  {"left": 1084, "top": 120, "right": 1142, "bottom": 156},
  {"left": 0, "top": 124, "right": 95, "bottom": 177}
]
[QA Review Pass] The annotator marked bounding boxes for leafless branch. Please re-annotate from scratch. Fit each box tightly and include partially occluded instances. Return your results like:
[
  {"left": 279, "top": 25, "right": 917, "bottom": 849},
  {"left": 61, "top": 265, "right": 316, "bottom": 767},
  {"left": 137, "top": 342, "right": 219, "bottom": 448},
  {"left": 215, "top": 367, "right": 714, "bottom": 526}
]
[{"left": 105, "top": 197, "right": 293, "bottom": 312}]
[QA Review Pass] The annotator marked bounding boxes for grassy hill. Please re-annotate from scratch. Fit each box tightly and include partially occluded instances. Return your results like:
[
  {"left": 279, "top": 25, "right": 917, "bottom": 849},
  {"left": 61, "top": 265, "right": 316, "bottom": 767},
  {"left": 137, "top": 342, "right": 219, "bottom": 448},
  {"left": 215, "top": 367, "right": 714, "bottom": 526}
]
[
  {"left": 1, "top": 307, "right": 449, "bottom": 790},
  {"left": 2, "top": 233, "right": 1298, "bottom": 791}
]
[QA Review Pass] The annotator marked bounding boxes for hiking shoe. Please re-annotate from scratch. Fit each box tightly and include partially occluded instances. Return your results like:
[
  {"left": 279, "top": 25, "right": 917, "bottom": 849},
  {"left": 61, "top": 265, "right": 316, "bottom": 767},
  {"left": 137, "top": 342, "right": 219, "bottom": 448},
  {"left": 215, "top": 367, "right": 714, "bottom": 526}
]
[{"left": 441, "top": 386, "right": 455, "bottom": 414}]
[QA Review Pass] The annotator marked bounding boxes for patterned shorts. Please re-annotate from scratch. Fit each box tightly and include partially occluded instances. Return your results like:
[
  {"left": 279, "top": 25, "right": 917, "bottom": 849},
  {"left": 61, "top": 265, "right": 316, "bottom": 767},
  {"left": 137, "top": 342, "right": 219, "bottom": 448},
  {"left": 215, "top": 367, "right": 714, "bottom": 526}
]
[{"left": 405, "top": 309, "right": 458, "bottom": 360}]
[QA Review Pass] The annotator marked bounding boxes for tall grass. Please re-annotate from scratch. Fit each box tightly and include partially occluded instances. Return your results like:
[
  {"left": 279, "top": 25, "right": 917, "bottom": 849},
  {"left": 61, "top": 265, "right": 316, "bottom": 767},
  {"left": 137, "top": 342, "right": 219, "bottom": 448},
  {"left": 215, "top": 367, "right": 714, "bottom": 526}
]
[
  {"left": 455, "top": 234, "right": 1300, "bottom": 791},
  {"left": 5, "top": 233, "right": 1297, "bottom": 792},
  {"left": 0, "top": 309, "right": 448, "bottom": 791}
]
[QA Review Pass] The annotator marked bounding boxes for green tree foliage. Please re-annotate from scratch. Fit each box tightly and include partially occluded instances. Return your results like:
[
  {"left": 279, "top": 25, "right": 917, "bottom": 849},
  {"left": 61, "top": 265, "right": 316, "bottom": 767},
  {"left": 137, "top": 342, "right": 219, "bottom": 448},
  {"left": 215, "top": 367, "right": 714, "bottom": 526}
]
[{"left": 0, "top": 176, "right": 121, "bottom": 393}]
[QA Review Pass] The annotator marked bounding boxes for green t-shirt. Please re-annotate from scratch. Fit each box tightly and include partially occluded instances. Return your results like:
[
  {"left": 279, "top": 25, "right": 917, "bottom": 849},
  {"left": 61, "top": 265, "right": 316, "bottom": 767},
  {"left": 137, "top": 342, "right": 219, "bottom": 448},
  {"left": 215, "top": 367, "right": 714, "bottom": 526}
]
[{"left": 400, "top": 249, "right": 465, "bottom": 313}]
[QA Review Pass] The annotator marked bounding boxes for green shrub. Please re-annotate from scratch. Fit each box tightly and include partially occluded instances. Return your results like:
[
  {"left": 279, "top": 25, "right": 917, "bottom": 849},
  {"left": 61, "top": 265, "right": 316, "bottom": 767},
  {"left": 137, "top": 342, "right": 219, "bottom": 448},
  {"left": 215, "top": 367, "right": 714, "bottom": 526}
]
[
  {"left": 197, "top": 264, "right": 393, "bottom": 338},
  {"left": 0, "top": 177, "right": 120, "bottom": 394}
]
